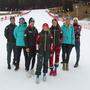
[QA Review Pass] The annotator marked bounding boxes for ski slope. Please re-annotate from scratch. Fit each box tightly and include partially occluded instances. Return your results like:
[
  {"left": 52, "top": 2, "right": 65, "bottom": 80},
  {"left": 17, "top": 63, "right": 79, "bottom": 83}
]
[{"left": 0, "top": 9, "right": 90, "bottom": 90}]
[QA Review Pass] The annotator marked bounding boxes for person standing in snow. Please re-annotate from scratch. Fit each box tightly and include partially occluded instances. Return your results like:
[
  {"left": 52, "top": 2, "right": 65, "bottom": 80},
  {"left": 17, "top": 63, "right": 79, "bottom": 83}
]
[
  {"left": 4, "top": 16, "right": 17, "bottom": 69},
  {"left": 35, "top": 23, "right": 53, "bottom": 84},
  {"left": 61, "top": 17, "right": 75, "bottom": 71},
  {"left": 24, "top": 18, "right": 38, "bottom": 77},
  {"left": 73, "top": 17, "right": 81, "bottom": 68},
  {"left": 14, "top": 17, "right": 27, "bottom": 71},
  {"left": 49, "top": 19, "right": 63, "bottom": 76}
]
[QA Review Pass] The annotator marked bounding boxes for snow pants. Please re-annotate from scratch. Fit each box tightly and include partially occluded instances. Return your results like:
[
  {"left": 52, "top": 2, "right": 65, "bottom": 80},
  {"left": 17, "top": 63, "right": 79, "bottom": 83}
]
[
  {"left": 25, "top": 51, "right": 36, "bottom": 70},
  {"left": 35, "top": 51, "right": 50, "bottom": 76},
  {"left": 50, "top": 45, "right": 61, "bottom": 69}
]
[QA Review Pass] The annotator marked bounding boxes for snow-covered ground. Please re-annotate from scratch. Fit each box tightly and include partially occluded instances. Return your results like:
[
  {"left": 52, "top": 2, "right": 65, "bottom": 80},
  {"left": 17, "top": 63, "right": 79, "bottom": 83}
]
[{"left": 0, "top": 9, "right": 90, "bottom": 90}]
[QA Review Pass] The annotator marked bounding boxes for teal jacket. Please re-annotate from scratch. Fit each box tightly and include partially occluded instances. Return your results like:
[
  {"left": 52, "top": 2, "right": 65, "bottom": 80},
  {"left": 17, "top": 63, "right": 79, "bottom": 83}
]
[
  {"left": 61, "top": 24, "right": 75, "bottom": 45},
  {"left": 14, "top": 23, "right": 27, "bottom": 46}
]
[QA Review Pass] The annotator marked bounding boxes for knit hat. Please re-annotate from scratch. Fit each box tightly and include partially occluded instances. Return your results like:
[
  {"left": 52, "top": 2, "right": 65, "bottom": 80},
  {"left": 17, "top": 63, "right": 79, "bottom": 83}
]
[
  {"left": 29, "top": 17, "right": 35, "bottom": 24},
  {"left": 19, "top": 17, "right": 25, "bottom": 24},
  {"left": 42, "top": 23, "right": 49, "bottom": 29},
  {"left": 19, "top": 17, "right": 25, "bottom": 21}
]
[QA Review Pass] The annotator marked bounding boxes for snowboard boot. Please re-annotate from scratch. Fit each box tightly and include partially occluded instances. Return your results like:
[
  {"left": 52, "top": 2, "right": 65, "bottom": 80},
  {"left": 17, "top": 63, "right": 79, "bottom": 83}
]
[
  {"left": 12, "top": 60, "right": 16, "bottom": 66},
  {"left": 25, "top": 67, "right": 29, "bottom": 72},
  {"left": 30, "top": 69, "right": 35, "bottom": 76},
  {"left": 49, "top": 69, "right": 54, "bottom": 76},
  {"left": 27, "top": 69, "right": 35, "bottom": 78},
  {"left": 27, "top": 71, "right": 32, "bottom": 78},
  {"left": 62, "top": 63, "right": 66, "bottom": 71},
  {"left": 43, "top": 73, "right": 47, "bottom": 82},
  {"left": 74, "top": 62, "right": 79, "bottom": 68},
  {"left": 36, "top": 75, "right": 40, "bottom": 84},
  {"left": 53, "top": 67, "right": 57, "bottom": 76},
  {"left": 66, "top": 63, "right": 69, "bottom": 71},
  {"left": 8, "top": 64, "right": 11, "bottom": 70},
  {"left": 53, "top": 70, "right": 57, "bottom": 76},
  {"left": 14, "top": 65, "right": 19, "bottom": 71}
]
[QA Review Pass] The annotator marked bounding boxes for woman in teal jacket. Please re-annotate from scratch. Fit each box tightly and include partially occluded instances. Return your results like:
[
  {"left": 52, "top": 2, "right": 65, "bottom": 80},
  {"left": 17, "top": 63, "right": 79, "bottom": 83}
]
[
  {"left": 14, "top": 17, "right": 27, "bottom": 71},
  {"left": 61, "top": 17, "right": 75, "bottom": 71}
]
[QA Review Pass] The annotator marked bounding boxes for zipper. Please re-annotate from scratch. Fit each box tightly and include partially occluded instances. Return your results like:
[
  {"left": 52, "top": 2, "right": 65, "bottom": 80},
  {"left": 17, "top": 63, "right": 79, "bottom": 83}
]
[{"left": 44, "top": 32, "right": 47, "bottom": 51}]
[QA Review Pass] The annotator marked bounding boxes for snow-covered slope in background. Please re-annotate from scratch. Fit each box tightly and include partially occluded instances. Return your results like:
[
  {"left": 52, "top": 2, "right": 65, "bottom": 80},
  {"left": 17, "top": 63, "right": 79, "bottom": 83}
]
[{"left": 0, "top": 9, "right": 90, "bottom": 90}]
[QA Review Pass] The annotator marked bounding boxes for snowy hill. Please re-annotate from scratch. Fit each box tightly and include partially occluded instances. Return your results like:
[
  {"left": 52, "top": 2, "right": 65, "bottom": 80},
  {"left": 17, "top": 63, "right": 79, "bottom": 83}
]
[{"left": 0, "top": 9, "right": 90, "bottom": 90}]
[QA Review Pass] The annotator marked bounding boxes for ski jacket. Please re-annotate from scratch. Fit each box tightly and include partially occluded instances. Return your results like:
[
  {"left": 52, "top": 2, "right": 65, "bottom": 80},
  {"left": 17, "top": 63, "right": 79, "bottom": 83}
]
[
  {"left": 14, "top": 22, "right": 27, "bottom": 46},
  {"left": 24, "top": 26, "right": 38, "bottom": 51},
  {"left": 37, "top": 30, "right": 53, "bottom": 53},
  {"left": 4, "top": 23, "right": 16, "bottom": 43},
  {"left": 50, "top": 25, "right": 63, "bottom": 46},
  {"left": 61, "top": 24, "right": 75, "bottom": 45}
]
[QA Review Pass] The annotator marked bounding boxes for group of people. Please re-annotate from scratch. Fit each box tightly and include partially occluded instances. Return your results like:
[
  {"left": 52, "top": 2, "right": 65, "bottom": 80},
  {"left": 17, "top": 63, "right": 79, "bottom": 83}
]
[{"left": 4, "top": 16, "right": 81, "bottom": 84}]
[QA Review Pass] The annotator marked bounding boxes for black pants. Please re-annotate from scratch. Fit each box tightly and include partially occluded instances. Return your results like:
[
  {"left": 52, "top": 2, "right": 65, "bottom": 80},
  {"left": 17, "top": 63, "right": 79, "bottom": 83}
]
[
  {"left": 7, "top": 42, "right": 16, "bottom": 65},
  {"left": 15, "top": 46, "right": 27, "bottom": 68},
  {"left": 25, "top": 52, "right": 36, "bottom": 70},
  {"left": 62, "top": 44, "right": 73, "bottom": 64},
  {"left": 35, "top": 51, "right": 50, "bottom": 76},
  {"left": 75, "top": 40, "right": 80, "bottom": 64}
]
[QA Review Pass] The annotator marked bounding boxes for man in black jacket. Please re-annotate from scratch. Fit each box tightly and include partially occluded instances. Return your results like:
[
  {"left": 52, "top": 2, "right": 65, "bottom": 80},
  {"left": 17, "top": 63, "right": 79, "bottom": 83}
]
[
  {"left": 24, "top": 18, "right": 38, "bottom": 77},
  {"left": 4, "top": 16, "right": 17, "bottom": 69}
]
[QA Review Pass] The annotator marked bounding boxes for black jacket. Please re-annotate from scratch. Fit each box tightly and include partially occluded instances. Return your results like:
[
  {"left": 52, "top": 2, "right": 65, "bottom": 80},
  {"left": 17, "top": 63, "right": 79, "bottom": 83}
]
[
  {"left": 24, "top": 26, "right": 38, "bottom": 50},
  {"left": 4, "top": 23, "right": 16, "bottom": 43},
  {"left": 37, "top": 30, "right": 53, "bottom": 53}
]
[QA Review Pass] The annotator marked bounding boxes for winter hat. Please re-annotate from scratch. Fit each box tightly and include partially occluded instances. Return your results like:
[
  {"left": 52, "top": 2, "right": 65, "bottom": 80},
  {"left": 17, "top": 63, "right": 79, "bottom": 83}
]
[
  {"left": 29, "top": 17, "right": 35, "bottom": 24},
  {"left": 10, "top": 16, "right": 15, "bottom": 20},
  {"left": 19, "top": 17, "right": 25, "bottom": 21},
  {"left": 42, "top": 23, "right": 49, "bottom": 29},
  {"left": 73, "top": 17, "right": 78, "bottom": 22},
  {"left": 19, "top": 17, "right": 25, "bottom": 24}
]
